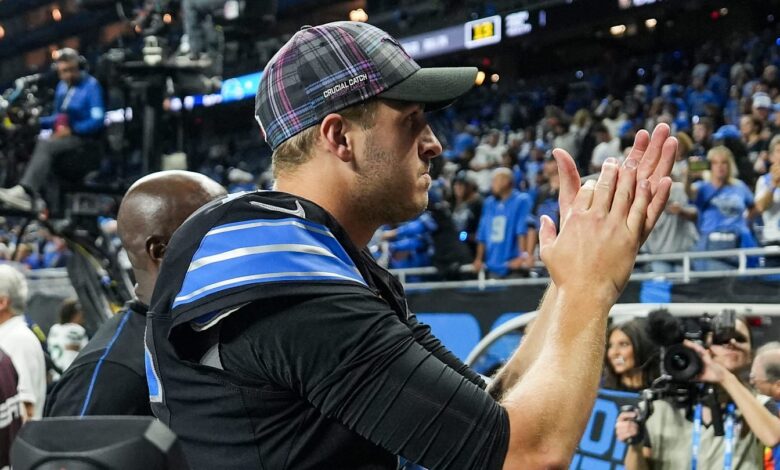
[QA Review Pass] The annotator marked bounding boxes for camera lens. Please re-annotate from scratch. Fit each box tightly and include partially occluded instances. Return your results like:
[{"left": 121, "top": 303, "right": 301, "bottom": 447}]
[
  {"left": 663, "top": 344, "right": 703, "bottom": 382},
  {"left": 670, "top": 352, "right": 690, "bottom": 371}
]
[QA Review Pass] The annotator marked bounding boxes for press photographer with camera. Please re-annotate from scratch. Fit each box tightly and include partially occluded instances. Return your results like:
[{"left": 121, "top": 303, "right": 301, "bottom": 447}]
[
  {"left": 616, "top": 314, "right": 780, "bottom": 470},
  {"left": 0, "top": 48, "right": 105, "bottom": 211}
]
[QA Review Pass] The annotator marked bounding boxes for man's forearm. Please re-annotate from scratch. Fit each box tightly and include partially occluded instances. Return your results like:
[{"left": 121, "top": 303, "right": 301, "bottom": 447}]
[
  {"left": 500, "top": 288, "right": 612, "bottom": 467},
  {"left": 487, "top": 283, "right": 557, "bottom": 400},
  {"left": 720, "top": 372, "right": 780, "bottom": 447}
]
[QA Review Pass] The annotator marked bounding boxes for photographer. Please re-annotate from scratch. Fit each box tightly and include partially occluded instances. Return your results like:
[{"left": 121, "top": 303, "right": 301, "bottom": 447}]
[
  {"left": 616, "top": 317, "right": 780, "bottom": 470},
  {"left": 0, "top": 48, "right": 105, "bottom": 211}
]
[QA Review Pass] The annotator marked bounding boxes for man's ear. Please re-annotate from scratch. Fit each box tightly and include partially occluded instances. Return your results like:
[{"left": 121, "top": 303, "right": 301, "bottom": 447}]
[
  {"left": 320, "top": 114, "right": 354, "bottom": 163},
  {"left": 145, "top": 236, "right": 167, "bottom": 265}
]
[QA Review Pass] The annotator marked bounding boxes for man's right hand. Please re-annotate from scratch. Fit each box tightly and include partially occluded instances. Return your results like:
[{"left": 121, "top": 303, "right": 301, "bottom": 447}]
[
  {"left": 539, "top": 124, "right": 676, "bottom": 304},
  {"left": 615, "top": 411, "right": 641, "bottom": 443}
]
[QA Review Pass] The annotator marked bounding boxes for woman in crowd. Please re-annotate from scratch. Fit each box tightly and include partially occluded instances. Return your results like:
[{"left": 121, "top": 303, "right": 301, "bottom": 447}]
[
  {"left": 617, "top": 316, "right": 780, "bottom": 470},
  {"left": 754, "top": 135, "right": 780, "bottom": 250},
  {"left": 688, "top": 145, "right": 759, "bottom": 270},
  {"left": 603, "top": 319, "right": 659, "bottom": 392}
]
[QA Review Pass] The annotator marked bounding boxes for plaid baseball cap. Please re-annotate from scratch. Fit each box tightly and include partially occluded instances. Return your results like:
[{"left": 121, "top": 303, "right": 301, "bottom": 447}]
[{"left": 255, "top": 21, "right": 478, "bottom": 150}]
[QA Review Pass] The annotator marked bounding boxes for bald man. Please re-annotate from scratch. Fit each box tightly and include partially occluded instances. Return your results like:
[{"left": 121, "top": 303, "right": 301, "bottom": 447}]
[
  {"left": 753, "top": 344, "right": 780, "bottom": 402},
  {"left": 45, "top": 171, "right": 225, "bottom": 417}
]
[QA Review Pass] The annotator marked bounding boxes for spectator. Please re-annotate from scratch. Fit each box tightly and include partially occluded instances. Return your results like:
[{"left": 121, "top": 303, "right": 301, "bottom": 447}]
[
  {"left": 689, "top": 146, "right": 759, "bottom": 271},
  {"left": 451, "top": 171, "right": 483, "bottom": 257},
  {"left": 0, "top": 348, "right": 22, "bottom": 468},
  {"left": 692, "top": 116, "right": 714, "bottom": 157},
  {"left": 741, "top": 114, "right": 769, "bottom": 166},
  {"left": 382, "top": 212, "right": 437, "bottom": 270},
  {"left": 470, "top": 130, "right": 505, "bottom": 193},
  {"left": 751, "top": 343, "right": 780, "bottom": 403},
  {"left": 602, "top": 319, "right": 659, "bottom": 392},
  {"left": 751, "top": 343, "right": 780, "bottom": 470},
  {"left": 46, "top": 299, "right": 88, "bottom": 381},
  {"left": 686, "top": 73, "right": 719, "bottom": 117},
  {"left": 590, "top": 123, "right": 622, "bottom": 174},
  {"left": 755, "top": 136, "right": 780, "bottom": 254},
  {"left": 0, "top": 265, "right": 46, "bottom": 419},
  {"left": 525, "top": 153, "right": 561, "bottom": 265},
  {"left": 617, "top": 317, "right": 780, "bottom": 470},
  {"left": 473, "top": 168, "right": 534, "bottom": 278},
  {"left": 753, "top": 92, "right": 774, "bottom": 123}
]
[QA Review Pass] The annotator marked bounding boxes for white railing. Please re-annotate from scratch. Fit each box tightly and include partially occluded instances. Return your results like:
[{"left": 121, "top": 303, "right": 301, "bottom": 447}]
[{"left": 390, "top": 246, "right": 780, "bottom": 290}]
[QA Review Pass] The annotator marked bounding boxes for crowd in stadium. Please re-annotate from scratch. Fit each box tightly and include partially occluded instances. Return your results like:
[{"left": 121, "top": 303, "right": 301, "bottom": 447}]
[{"left": 370, "top": 28, "right": 780, "bottom": 278}]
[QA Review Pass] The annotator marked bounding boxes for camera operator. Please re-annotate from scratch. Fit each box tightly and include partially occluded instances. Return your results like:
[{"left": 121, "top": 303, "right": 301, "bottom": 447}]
[
  {"left": 616, "top": 317, "right": 780, "bottom": 470},
  {"left": 0, "top": 48, "right": 105, "bottom": 212}
]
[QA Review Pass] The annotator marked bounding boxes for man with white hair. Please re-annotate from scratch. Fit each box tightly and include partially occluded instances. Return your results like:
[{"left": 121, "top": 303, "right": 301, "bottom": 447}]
[{"left": 0, "top": 265, "right": 46, "bottom": 419}]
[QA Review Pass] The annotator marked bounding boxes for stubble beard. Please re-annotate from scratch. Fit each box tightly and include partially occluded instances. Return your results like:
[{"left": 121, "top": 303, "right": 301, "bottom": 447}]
[{"left": 350, "top": 133, "right": 427, "bottom": 228}]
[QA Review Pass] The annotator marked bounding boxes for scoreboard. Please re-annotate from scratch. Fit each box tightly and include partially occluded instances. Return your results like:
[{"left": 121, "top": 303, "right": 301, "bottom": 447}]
[{"left": 465, "top": 15, "right": 503, "bottom": 49}]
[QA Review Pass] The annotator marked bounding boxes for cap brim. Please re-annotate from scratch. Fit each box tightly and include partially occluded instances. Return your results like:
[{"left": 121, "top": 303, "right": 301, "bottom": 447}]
[{"left": 379, "top": 67, "right": 478, "bottom": 111}]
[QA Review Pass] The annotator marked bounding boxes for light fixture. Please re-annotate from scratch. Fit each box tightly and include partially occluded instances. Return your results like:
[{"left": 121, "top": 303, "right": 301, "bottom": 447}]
[
  {"left": 645, "top": 18, "right": 657, "bottom": 29},
  {"left": 610, "top": 24, "right": 627, "bottom": 36},
  {"left": 163, "top": 13, "right": 172, "bottom": 24},
  {"left": 349, "top": 8, "right": 368, "bottom": 22},
  {"left": 490, "top": 73, "right": 500, "bottom": 83},
  {"left": 52, "top": 8, "right": 62, "bottom": 22},
  {"left": 475, "top": 71, "right": 486, "bottom": 86}
]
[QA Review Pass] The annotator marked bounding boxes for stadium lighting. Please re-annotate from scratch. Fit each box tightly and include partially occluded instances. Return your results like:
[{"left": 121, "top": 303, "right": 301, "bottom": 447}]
[
  {"left": 349, "top": 8, "right": 368, "bottom": 22},
  {"left": 490, "top": 73, "right": 499, "bottom": 83},
  {"left": 645, "top": 18, "right": 657, "bottom": 29},
  {"left": 475, "top": 70, "right": 486, "bottom": 86},
  {"left": 719, "top": 8, "right": 728, "bottom": 16},
  {"left": 0, "top": 26, "right": 4, "bottom": 40},
  {"left": 610, "top": 24, "right": 627, "bottom": 36},
  {"left": 163, "top": 13, "right": 173, "bottom": 24},
  {"left": 52, "top": 8, "right": 62, "bottom": 22}
]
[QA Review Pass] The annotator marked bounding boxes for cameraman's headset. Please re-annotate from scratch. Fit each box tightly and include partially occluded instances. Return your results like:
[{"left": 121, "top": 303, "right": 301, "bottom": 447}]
[{"left": 52, "top": 48, "right": 88, "bottom": 72}]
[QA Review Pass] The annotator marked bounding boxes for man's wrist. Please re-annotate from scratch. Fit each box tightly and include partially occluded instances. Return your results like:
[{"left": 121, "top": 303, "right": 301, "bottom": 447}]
[
  {"left": 556, "top": 284, "right": 615, "bottom": 312},
  {"left": 718, "top": 369, "right": 739, "bottom": 388}
]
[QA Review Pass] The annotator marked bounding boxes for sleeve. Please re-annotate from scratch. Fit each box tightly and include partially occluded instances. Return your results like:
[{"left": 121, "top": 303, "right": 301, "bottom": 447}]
[
  {"left": 515, "top": 196, "right": 532, "bottom": 236},
  {"left": 45, "top": 362, "right": 151, "bottom": 417},
  {"left": 220, "top": 291, "right": 509, "bottom": 470},
  {"left": 693, "top": 181, "right": 707, "bottom": 209},
  {"left": 406, "top": 313, "right": 486, "bottom": 388},
  {"left": 9, "top": 339, "right": 44, "bottom": 407},
  {"left": 71, "top": 81, "right": 105, "bottom": 135},
  {"left": 476, "top": 205, "right": 490, "bottom": 244}
]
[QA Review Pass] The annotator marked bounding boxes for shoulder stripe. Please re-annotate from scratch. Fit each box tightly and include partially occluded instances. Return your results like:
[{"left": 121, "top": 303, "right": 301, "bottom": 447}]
[{"left": 172, "top": 217, "right": 365, "bottom": 310}]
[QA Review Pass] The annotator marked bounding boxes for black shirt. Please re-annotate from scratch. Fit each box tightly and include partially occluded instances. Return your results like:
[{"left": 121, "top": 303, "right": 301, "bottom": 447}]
[
  {"left": 45, "top": 300, "right": 151, "bottom": 417},
  {"left": 147, "top": 191, "right": 510, "bottom": 470}
]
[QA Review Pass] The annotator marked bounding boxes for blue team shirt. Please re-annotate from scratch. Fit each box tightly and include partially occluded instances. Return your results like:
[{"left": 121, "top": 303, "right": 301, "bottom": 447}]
[
  {"left": 477, "top": 191, "right": 533, "bottom": 276},
  {"left": 39, "top": 74, "right": 105, "bottom": 136},
  {"left": 694, "top": 180, "right": 755, "bottom": 238}
]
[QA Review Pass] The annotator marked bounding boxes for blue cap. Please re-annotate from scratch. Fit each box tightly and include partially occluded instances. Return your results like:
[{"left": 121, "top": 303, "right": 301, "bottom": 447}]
[{"left": 712, "top": 124, "right": 740, "bottom": 141}]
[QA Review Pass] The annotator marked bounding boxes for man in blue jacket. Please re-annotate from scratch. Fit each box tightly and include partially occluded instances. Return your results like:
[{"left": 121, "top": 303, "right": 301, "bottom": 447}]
[{"left": 0, "top": 48, "right": 105, "bottom": 211}]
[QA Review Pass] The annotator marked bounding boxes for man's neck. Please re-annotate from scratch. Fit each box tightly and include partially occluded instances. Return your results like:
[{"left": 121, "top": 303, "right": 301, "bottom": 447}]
[
  {"left": 498, "top": 190, "right": 513, "bottom": 201},
  {"left": 276, "top": 172, "right": 377, "bottom": 249},
  {"left": 0, "top": 310, "right": 15, "bottom": 326}
]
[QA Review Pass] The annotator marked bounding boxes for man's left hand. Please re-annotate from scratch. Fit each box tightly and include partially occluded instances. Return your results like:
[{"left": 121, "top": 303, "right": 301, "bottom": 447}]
[{"left": 54, "top": 125, "right": 72, "bottom": 138}]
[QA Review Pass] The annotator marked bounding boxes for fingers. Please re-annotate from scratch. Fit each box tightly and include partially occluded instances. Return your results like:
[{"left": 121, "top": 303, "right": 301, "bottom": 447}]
[
  {"left": 572, "top": 179, "right": 596, "bottom": 213},
  {"left": 610, "top": 158, "right": 639, "bottom": 219},
  {"left": 624, "top": 129, "right": 650, "bottom": 164},
  {"left": 538, "top": 215, "right": 558, "bottom": 251},
  {"left": 627, "top": 179, "right": 651, "bottom": 235},
  {"left": 642, "top": 176, "right": 673, "bottom": 239},
  {"left": 650, "top": 136, "right": 678, "bottom": 189},
  {"left": 592, "top": 158, "right": 620, "bottom": 215},
  {"left": 637, "top": 124, "right": 671, "bottom": 182},
  {"left": 552, "top": 148, "right": 581, "bottom": 216}
]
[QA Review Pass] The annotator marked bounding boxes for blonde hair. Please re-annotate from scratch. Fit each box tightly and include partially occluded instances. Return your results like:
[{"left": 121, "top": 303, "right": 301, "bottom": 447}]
[
  {"left": 706, "top": 145, "right": 739, "bottom": 184},
  {"left": 272, "top": 100, "right": 379, "bottom": 178}
]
